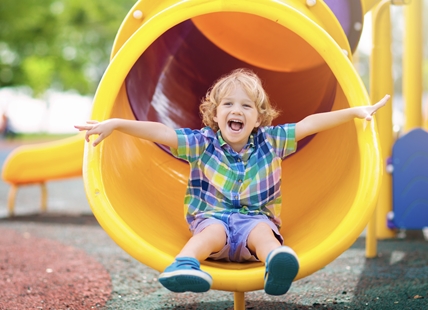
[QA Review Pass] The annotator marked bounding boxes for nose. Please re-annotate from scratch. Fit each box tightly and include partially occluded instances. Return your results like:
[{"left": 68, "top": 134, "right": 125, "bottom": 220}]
[{"left": 231, "top": 104, "right": 243, "bottom": 115}]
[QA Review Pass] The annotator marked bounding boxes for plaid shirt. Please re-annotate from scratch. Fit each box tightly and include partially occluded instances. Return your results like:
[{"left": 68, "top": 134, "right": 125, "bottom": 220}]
[{"left": 171, "top": 124, "right": 296, "bottom": 228}]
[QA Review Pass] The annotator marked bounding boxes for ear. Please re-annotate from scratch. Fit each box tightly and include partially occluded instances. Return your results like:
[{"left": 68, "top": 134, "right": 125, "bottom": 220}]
[{"left": 213, "top": 115, "right": 218, "bottom": 123}]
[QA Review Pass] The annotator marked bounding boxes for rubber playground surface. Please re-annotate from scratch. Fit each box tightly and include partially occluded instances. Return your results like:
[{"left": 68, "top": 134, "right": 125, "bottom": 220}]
[{"left": 0, "top": 140, "right": 427, "bottom": 310}]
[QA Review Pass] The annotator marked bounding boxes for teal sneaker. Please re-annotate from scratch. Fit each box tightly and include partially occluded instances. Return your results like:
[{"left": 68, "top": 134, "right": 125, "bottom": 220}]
[
  {"left": 264, "top": 246, "right": 299, "bottom": 296},
  {"left": 158, "top": 257, "right": 212, "bottom": 293}
]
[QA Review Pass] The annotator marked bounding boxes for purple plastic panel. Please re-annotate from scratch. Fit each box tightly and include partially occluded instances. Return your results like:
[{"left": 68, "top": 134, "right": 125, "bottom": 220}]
[{"left": 324, "top": 0, "right": 363, "bottom": 52}]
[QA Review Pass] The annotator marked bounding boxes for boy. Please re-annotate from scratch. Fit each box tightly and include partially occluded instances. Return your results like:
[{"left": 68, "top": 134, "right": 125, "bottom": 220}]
[{"left": 76, "top": 68, "right": 389, "bottom": 295}]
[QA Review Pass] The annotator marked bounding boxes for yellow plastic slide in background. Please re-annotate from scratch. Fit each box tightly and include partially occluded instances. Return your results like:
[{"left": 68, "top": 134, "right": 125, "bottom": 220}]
[
  {"left": 2, "top": 133, "right": 84, "bottom": 184},
  {"left": 1, "top": 133, "right": 85, "bottom": 215},
  {"left": 82, "top": 0, "right": 382, "bottom": 294}
]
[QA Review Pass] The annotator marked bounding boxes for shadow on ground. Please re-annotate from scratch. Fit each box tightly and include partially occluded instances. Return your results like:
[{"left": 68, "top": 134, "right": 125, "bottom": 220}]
[{"left": 0, "top": 213, "right": 99, "bottom": 226}]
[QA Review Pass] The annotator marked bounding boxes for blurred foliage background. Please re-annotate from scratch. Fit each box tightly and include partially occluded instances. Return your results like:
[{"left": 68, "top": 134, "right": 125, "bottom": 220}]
[
  {"left": 0, "top": 0, "right": 135, "bottom": 97},
  {"left": 0, "top": 0, "right": 426, "bottom": 98}
]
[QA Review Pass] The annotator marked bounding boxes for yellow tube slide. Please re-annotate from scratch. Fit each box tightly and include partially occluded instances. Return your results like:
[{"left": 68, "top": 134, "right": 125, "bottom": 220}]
[{"left": 83, "top": 0, "right": 382, "bottom": 292}]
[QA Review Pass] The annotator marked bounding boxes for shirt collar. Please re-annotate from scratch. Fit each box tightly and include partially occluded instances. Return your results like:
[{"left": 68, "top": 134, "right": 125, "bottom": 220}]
[
  {"left": 217, "top": 131, "right": 256, "bottom": 149},
  {"left": 217, "top": 130, "right": 227, "bottom": 147}
]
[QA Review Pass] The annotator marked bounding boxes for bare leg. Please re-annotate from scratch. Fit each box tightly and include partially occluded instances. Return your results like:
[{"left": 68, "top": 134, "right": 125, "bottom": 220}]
[
  {"left": 247, "top": 222, "right": 281, "bottom": 262},
  {"left": 177, "top": 223, "right": 227, "bottom": 261}
]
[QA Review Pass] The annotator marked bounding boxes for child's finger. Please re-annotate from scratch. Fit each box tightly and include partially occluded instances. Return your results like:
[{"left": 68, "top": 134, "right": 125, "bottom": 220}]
[
  {"left": 74, "top": 124, "right": 92, "bottom": 131},
  {"left": 85, "top": 131, "right": 92, "bottom": 142},
  {"left": 93, "top": 134, "right": 104, "bottom": 147},
  {"left": 370, "top": 94, "right": 390, "bottom": 115},
  {"left": 375, "top": 94, "right": 390, "bottom": 108}
]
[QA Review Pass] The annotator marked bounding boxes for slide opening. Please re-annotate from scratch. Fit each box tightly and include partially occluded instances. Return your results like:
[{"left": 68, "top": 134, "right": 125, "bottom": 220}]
[{"left": 100, "top": 12, "right": 361, "bottom": 270}]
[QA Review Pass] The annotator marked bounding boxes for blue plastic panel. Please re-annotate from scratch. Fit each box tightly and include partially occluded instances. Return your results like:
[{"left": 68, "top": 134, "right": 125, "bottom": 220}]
[{"left": 392, "top": 128, "right": 428, "bottom": 229}]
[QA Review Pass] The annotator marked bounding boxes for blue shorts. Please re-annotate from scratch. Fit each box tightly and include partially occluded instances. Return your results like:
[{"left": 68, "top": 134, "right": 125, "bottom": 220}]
[{"left": 189, "top": 213, "right": 283, "bottom": 263}]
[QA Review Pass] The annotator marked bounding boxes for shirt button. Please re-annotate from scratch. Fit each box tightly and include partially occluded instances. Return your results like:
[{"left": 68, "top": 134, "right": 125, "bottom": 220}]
[
  {"left": 237, "top": 158, "right": 241, "bottom": 162},
  {"left": 235, "top": 195, "right": 238, "bottom": 199},
  {"left": 238, "top": 179, "right": 242, "bottom": 183}
]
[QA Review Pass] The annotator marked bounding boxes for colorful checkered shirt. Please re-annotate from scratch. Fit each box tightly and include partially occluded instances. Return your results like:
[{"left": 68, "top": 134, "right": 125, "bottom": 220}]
[{"left": 171, "top": 124, "right": 297, "bottom": 228}]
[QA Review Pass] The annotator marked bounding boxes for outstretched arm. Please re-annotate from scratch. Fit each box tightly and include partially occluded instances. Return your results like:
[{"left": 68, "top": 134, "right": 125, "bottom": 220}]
[
  {"left": 295, "top": 94, "right": 390, "bottom": 141},
  {"left": 75, "top": 118, "right": 178, "bottom": 148}
]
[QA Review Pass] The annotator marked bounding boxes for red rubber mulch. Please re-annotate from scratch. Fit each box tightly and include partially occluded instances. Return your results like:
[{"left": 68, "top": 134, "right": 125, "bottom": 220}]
[{"left": 0, "top": 228, "right": 112, "bottom": 310}]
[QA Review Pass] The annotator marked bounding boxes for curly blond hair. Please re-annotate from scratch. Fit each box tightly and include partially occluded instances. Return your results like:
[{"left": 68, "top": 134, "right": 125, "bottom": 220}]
[{"left": 200, "top": 68, "right": 279, "bottom": 132}]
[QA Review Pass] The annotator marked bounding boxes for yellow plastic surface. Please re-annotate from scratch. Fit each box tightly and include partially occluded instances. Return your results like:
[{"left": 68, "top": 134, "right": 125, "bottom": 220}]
[
  {"left": 369, "top": 0, "right": 395, "bottom": 242},
  {"left": 2, "top": 133, "right": 85, "bottom": 185},
  {"left": 403, "top": 0, "right": 423, "bottom": 131},
  {"left": 83, "top": 0, "right": 383, "bottom": 293}
]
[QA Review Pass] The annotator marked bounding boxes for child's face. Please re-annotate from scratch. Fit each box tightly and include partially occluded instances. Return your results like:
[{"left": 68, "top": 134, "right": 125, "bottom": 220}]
[{"left": 214, "top": 85, "right": 261, "bottom": 152}]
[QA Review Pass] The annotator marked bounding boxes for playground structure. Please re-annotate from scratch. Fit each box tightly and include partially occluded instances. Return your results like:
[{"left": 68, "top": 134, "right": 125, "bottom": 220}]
[
  {"left": 1, "top": 134, "right": 84, "bottom": 214},
  {"left": 1, "top": 0, "right": 426, "bottom": 309}
]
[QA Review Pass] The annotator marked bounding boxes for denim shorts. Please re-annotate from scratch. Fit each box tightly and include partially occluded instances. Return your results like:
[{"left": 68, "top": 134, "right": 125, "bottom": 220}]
[{"left": 189, "top": 213, "right": 283, "bottom": 263}]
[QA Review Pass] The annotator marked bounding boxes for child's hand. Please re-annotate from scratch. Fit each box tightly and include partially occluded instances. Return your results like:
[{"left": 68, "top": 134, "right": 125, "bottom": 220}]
[
  {"left": 361, "top": 94, "right": 390, "bottom": 121},
  {"left": 74, "top": 120, "right": 115, "bottom": 146}
]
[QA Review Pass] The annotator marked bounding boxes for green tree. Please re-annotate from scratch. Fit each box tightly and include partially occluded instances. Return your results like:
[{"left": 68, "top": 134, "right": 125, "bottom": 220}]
[{"left": 0, "top": 0, "right": 135, "bottom": 96}]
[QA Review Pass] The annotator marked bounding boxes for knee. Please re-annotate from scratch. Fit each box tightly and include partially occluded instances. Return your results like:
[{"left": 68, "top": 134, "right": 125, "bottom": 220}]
[
  {"left": 253, "top": 222, "right": 275, "bottom": 234},
  {"left": 248, "top": 222, "right": 278, "bottom": 246}
]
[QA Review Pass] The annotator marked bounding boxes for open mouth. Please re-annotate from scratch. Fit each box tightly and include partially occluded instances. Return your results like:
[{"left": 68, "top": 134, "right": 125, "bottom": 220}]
[{"left": 228, "top": 119, "right": 244, "bottom": 132}]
